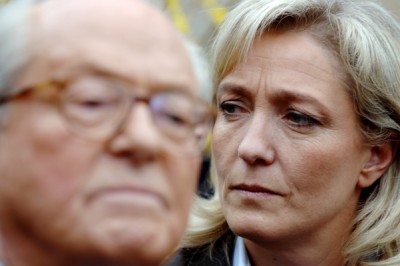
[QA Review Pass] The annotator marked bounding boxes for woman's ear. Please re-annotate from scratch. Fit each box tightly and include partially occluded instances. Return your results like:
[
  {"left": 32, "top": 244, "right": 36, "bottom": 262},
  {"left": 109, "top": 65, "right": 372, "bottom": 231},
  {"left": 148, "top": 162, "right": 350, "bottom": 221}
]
[{"left": 358, "top": 141, "right": 398, "bottom": 188}]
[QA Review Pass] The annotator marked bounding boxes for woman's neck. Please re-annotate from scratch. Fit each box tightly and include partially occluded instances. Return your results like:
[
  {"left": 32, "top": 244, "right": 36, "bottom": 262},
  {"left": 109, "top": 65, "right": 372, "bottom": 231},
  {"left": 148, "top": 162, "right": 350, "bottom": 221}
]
[{"left": 243, "top": 232, "right": 346, "bottom": 266}]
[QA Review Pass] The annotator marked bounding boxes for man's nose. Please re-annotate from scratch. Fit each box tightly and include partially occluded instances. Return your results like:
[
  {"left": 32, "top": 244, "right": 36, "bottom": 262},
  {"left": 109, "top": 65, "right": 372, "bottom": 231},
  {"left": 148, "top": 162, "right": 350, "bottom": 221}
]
[
  {"left": 107, "top": 103, "right": 164, "bottom": 163},
  {"left": 237, "top": 113, "right": 276, "bottom": 166}
]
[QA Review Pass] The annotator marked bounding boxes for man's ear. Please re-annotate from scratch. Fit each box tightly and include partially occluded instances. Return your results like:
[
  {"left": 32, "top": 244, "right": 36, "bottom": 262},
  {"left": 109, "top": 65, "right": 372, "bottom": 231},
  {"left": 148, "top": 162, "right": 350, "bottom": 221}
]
[{"left": 358, "top": 141, "right": 398, "bottom": 188}]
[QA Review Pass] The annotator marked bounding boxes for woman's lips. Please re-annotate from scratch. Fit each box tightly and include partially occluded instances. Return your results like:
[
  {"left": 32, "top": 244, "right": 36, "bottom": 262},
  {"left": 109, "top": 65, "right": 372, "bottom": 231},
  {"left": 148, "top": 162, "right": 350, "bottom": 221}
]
[{"left": 232, "top": 183, "right": 282, "bottom": 196}]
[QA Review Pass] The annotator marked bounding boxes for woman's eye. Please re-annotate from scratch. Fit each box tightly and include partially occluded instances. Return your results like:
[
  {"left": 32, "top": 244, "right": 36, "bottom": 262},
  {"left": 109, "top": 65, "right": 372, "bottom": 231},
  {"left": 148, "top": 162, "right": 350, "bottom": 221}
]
[
  {"left": 285, "top": 111, "right": 320, "bottom": 128},
  {"left": 219, "top": 102, "right": 248, "bottom": 116},
  {"left": 220, "top": 102, "right": 239, "bottom": 114}
]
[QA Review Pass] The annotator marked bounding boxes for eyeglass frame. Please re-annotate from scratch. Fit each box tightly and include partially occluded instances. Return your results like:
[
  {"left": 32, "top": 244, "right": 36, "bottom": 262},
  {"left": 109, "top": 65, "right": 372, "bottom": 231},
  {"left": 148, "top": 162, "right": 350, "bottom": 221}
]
[{"left": 0, "top": 77, "right": 215, "bottom": 156}]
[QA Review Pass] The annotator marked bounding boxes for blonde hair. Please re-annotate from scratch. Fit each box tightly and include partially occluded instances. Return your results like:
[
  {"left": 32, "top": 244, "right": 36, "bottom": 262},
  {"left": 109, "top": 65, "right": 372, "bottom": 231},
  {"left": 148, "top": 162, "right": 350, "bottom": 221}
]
[{"left": 183, "top": 0, "right": 400, "bottom": 265}]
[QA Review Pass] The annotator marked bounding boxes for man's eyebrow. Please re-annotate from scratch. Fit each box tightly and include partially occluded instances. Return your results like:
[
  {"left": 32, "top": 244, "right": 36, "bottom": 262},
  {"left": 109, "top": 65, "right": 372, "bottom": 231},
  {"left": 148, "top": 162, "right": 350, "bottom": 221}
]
[
  {"left": 52, "top": 63, "right": 125, "bottom": 81},
  {"left": 88, "top": 65, "right": 191, "bottom": 93},
  {"left": 55, "top": 63, "right": 190, "bottom": 92}
]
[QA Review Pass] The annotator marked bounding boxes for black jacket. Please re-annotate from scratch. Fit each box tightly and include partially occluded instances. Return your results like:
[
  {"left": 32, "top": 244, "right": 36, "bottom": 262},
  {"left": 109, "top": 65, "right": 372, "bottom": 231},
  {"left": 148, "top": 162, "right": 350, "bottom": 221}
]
[{"left": 166, "top": 231, "right": 236, "bottom": 266}]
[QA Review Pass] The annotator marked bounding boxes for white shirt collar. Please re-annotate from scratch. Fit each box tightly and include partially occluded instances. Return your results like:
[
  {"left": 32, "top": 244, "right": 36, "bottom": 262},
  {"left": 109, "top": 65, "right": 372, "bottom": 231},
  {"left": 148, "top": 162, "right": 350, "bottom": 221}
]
[{"left": 233, "top": 236, "right": 251, "bottom": 266}]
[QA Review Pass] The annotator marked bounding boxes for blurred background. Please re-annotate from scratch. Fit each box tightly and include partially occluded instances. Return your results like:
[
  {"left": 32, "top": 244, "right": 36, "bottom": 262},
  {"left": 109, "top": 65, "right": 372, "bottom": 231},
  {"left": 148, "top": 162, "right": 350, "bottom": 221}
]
[
  {"left": 146, "top": 0, "right": 400, "bottom": 47},
  {"left": 0, "top": 0, "right": 398, "bottom": 50}
]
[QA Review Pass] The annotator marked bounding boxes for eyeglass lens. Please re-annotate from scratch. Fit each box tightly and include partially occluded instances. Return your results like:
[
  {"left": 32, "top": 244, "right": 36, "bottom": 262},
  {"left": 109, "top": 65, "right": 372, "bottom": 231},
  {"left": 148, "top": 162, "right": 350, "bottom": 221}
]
[{"left": 61, "top": 76, "right": 211, "bottom": 153}]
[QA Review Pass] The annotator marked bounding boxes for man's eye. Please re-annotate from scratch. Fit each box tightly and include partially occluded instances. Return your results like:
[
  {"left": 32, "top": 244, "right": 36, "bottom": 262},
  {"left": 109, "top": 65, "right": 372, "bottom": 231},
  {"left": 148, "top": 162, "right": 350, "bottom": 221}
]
[
  {"left": 155, "top": 110, "right": 192, "bottom": 127},
  {"left": 285, "top": 111, "right": 320, "bottom": 128},
  {"left": 164, "top": 113, "right": 190, "bottom": 126},
  {"left": 71, "top": 98, "right": 116, "bottom": 109},
  {"left": 84, "top": 99, "right": 113, "bottom": 107}
]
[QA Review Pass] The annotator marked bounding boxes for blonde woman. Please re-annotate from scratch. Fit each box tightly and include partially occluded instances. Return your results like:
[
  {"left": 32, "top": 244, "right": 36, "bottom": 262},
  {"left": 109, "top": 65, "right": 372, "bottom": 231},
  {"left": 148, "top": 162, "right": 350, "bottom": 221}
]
[{"left": 167, "top": 0, "right": 400, "bottom": 265}]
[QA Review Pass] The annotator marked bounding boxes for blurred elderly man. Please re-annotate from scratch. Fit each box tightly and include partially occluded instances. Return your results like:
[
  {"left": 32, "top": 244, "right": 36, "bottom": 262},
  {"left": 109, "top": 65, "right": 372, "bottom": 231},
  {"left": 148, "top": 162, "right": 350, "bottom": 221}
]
[{"left": 0, "top": 0, "right": 213, "bottom": 265}]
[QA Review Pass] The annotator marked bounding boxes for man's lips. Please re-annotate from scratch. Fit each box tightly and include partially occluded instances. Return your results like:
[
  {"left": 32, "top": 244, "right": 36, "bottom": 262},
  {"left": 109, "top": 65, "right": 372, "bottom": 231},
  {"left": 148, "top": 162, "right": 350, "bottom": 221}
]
[
  {"left": 87, "top": 186, "right": 167, "bottom": 208},
  {"left": 231, "top": 184, "right": 282, "bottom": 196}
]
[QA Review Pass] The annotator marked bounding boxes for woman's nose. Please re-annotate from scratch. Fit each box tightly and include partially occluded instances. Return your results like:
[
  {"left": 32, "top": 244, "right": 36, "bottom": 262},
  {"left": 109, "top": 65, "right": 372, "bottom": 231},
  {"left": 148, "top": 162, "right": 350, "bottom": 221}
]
[{"left": 237, "top": 114, "right": 276, "bottom": 166}]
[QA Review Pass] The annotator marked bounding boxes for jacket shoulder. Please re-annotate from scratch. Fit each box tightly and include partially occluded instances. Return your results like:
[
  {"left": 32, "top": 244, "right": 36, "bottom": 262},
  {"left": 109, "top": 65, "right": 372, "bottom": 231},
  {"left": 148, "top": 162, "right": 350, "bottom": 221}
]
[{"left": 165, "top": 231, "right": 235, "bottom": 266}]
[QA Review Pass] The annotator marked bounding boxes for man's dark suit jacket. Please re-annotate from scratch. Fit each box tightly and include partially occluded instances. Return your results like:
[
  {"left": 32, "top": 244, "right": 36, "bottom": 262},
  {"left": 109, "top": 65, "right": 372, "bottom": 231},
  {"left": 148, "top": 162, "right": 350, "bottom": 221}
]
[{"left": 165, "top": 231, "right": 236, "bottom": 266}]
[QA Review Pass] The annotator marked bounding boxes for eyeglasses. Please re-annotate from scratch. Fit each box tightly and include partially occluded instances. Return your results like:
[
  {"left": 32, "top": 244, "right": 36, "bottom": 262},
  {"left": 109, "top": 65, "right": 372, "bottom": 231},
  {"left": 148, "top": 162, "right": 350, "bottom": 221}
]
[{"left": 0, "top": 76, "right": 214, "bottom": 155}]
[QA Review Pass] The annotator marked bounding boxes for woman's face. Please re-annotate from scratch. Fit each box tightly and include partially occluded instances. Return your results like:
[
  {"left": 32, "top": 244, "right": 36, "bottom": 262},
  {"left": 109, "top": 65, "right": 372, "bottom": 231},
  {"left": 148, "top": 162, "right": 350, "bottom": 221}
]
[{"left": 212, "top": 31, "right": 373, "bottom": 247}]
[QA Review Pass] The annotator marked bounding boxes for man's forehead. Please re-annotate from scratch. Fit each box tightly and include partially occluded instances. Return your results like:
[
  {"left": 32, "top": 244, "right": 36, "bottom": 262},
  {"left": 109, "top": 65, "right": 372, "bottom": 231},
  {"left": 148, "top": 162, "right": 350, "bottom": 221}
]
[
  {"left": 17, "top": 0, "right": 196, "bottom": 94},
  {"left": 34, "top": 0, "right": 172, "bottom": 37}
]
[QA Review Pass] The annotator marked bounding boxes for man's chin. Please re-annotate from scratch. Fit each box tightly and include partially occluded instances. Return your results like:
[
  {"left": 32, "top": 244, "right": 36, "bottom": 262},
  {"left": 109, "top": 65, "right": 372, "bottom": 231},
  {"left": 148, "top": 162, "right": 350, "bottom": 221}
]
[{"left": 80, "top": 225, "right": 178, "bottom": 265}]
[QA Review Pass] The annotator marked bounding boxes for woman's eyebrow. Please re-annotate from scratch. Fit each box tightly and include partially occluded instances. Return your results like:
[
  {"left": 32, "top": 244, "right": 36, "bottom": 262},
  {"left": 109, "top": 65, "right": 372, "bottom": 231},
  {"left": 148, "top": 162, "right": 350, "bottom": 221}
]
[
  {"left": 269, "top": 89, "right": 323, "bottom": 106},
  {"left": 217, "top": 82, "right": 252, "bottom": 98},
  {"left": 219, "top": 82, "right": 326, "bottom": 106}
]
